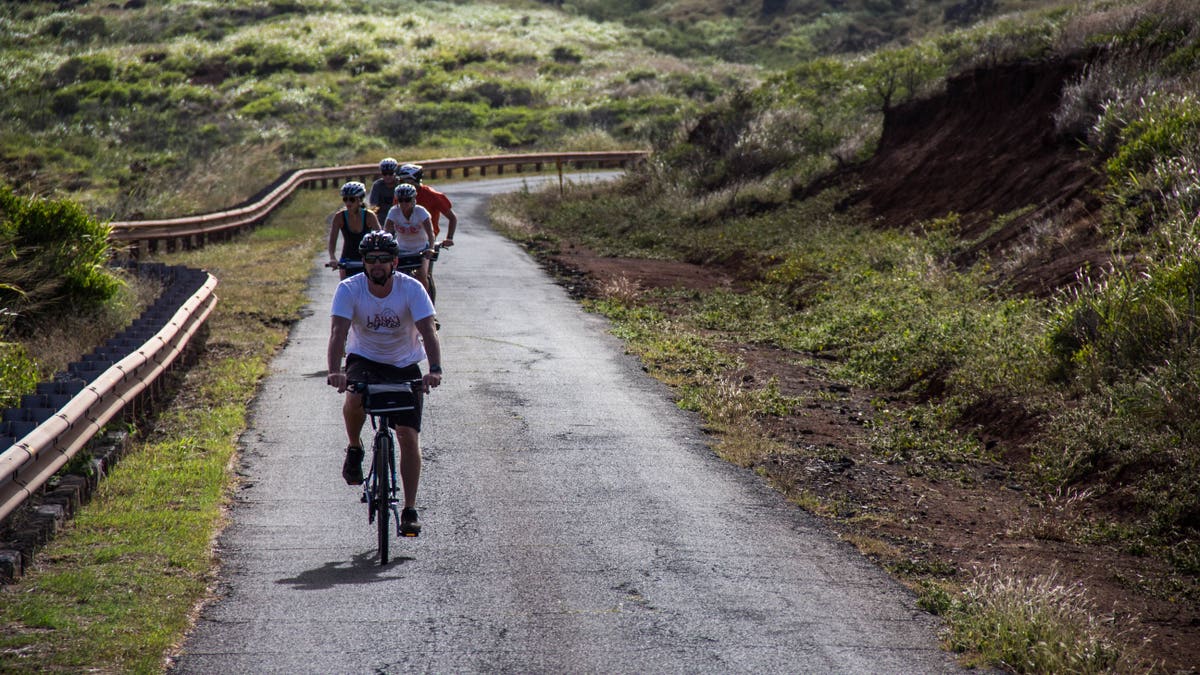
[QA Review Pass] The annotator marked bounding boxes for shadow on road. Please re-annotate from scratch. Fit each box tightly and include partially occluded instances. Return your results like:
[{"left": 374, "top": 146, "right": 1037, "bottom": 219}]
[{"left": 276, "top": 551, "right": 416, "bottom": 590}]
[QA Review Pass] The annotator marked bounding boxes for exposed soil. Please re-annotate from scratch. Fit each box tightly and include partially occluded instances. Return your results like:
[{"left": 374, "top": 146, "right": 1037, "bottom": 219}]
[{"left": 535, "top": 59, "right": 1199, "bottom": 672}]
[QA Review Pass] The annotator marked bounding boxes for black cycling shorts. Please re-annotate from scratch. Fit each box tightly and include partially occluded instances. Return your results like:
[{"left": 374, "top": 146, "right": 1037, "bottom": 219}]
[{"left": 345, "top": 353, "right": 424, "bottom": 432}]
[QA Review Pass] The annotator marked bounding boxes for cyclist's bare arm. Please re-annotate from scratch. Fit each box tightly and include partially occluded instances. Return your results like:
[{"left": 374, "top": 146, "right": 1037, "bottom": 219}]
[
  {"left": 421, "top": 218, "right": 435, "bottom": 256},
  {"left": 440, "top": 208, "right": 458, "bottom": 246},
  {"left": 415, "top": 315, "right": 441, "bottom": 390},
  {"left": 327, "top": 316, "right": 351, "bottom": 392},
  {"left": 326, "top": 212, "right": 340, "bottom": 268}
]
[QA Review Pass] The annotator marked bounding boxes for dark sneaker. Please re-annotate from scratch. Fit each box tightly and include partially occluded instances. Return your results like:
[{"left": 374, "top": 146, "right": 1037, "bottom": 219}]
[
  {"left": 342, "top": 446, "right": 364, "bottom": 485},
  {"left": 400, "top": 506, "right": 421, "bottom": 536}
]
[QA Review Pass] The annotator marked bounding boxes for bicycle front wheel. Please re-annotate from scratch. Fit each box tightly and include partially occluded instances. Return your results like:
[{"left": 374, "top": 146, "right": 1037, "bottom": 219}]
[{"left": 375, "top": 433, "right": 392, "bottom": 565}]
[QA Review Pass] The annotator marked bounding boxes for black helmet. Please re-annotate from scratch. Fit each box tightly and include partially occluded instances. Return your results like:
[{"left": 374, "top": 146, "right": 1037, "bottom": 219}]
[{"left": 358, "top": 230, "right": 400, "bottom": 257}]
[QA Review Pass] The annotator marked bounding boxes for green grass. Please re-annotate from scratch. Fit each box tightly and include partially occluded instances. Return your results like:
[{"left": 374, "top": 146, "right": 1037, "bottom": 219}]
[
  {"left": 925, "top": 568, "right": 1144, "bottom": 673},
  {"left": 0, "top": 1, "right": 752, "bottom": 219},
  {"left": 0, "top": 189, "right": 326, "bottom": 672}
]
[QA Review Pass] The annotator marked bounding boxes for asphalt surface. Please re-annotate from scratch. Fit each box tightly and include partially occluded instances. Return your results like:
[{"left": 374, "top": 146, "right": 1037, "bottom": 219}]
[{"left": 170, "top": 174, "right": 964, "bottom": 674}]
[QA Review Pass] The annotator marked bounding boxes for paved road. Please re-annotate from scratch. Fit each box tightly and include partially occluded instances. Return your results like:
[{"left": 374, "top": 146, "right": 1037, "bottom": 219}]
[{"left": 171, "top": 175, "right": 962, "bottom": 673}]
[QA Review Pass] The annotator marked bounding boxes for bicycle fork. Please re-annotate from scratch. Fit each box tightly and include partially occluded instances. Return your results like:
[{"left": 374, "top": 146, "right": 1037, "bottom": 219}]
[{"left": 362, "top": 441, "right": 402, "bottom": 531}]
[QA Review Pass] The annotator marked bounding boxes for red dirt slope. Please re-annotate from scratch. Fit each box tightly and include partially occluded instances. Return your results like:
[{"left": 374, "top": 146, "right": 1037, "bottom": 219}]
[{"left": 859, "top": 58, "right": 1111, "bottom": 296}]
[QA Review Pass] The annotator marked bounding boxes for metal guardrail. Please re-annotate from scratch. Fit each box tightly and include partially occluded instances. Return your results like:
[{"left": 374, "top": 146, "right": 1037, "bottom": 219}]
[
  {"left": 109, "top": 150, "right": 646, "bottom": 254},
  {"left": 0, "top": 269, "right": 218, "bottom": 524}
]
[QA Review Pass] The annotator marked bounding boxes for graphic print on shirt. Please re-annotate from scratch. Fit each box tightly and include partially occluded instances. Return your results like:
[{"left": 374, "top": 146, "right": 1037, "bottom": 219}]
[{"left": 367, "top": 307, "right": 405, "bottom": 331}]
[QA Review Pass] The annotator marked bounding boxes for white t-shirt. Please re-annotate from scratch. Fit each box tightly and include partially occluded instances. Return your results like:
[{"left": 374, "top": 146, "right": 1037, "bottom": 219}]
[
  {"left": 386, "top": 204, "right": 432, "bottom": 254},
  {"left": 331, "top": 271, "right": 435, "bottom": 367}
]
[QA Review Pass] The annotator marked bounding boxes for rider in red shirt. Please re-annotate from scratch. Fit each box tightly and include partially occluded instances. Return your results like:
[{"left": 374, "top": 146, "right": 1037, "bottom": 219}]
[
  {"left": 396, "top": 164, "right": 456, "bottom": 308},
  {"left": 396, "top": 164, "right": 457, "bottom": 247}
]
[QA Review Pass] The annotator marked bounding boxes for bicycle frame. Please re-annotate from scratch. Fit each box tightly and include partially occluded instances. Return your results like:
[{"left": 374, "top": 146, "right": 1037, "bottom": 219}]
[
  {"left": 351, "top": 380, "right": 425, "bottom": 564},
  {"left": 364, "top": 411, "right": 399, "bottom": 564}
]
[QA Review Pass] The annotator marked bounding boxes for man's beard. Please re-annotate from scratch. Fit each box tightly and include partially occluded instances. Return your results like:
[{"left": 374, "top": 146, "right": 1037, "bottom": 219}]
[{"left": 369, "top": 266, "right": 392, "bottom": 286}]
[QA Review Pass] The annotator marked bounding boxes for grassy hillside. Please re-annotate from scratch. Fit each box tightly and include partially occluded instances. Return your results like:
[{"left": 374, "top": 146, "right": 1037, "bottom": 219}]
[
  {"left": 537, "top": 0, "right": 1073, "bottom": 65},
  {"left": 0, "top": 0, "right": 754, "bottom": 220}
]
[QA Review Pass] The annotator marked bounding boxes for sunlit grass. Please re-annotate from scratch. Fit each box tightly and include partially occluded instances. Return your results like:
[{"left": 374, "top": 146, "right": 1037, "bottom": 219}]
[{"left": 930, "top": 567, "right": 1146, "bottom": 673}]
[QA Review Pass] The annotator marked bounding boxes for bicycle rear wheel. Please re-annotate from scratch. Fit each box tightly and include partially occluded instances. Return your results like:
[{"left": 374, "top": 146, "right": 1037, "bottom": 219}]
[{"left": 375, "top": 433, "right": 392, "bottom": 565}]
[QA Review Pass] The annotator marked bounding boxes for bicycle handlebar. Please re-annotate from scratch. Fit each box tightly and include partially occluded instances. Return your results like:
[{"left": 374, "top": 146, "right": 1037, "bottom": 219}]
[{"left": 329, "top": 241, "right": 448, "bottom": 271}]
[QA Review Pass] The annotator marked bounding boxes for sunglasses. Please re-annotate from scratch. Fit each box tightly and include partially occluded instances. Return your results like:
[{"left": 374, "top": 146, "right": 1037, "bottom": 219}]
[
  {"left": 343, "top": 197, "right": 359, "bottom": 203},
  {"left": 363, "top": 255, "right": 393, "bottom": 264},
  {"left": 396, "top": 197, "right": 414, "bottom": 202}
]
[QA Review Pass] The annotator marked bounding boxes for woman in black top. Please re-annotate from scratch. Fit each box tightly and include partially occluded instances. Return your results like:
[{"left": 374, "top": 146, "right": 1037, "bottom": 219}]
[{"left": 326, "top": 181, "right": 381, "bottom": 279}]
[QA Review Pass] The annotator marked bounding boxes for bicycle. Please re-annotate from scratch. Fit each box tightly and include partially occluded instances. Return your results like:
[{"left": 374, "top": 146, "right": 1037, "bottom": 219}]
[
  {"left": 349, "top": 379, "right": 427, "bottom": 564},
  {"left": 395, "top": 243, "right": 444, "bottom": 305}
]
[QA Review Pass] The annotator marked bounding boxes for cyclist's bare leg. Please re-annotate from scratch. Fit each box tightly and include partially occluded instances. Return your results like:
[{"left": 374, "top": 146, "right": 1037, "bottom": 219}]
[
  {"left": 342, "top": 392, "right": 366, "bottom": 449},
  {"left": 412, "top": 260, "right": 431, "bottom": 295},
  {"left": 393, "top": 425, "right": 421, "bottom": 508}
]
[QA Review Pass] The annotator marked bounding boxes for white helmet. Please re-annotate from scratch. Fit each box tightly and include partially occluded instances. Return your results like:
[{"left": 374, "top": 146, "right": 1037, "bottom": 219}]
[
  {"left": 397, "top": 163, "right": 423, "bottom": 183},
  {"left": 394, "top": 183, "right": 418, "bottom": 201}
]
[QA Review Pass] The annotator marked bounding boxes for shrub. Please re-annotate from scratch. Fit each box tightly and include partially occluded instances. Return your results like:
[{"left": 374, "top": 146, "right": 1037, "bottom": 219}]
[
  {"left": 549, "top": 45, "right": 583, "bottom": 64},
  {"left": 0, "top": 341, "right": 38, "bottom": 409},
  {"left": 491, "top": 127, "right": 520, "bottom": 148},
  {"left": 376, "top": 103, "right": 484, "bottom": 145},
  {"left": 49, "top": 54, "right": 117, "bottom": 86},
  {"left": 228, "top": 40, "right": 321, "bottom": 76},
  {"left": 0, "top": 186, "right": 121, "bottom": 318},
  {"left": 38, "top": 14, "right": 109, "bottom": 43},
  {"left": 457, "top": 80, "right": 538, "bottom": 108}
]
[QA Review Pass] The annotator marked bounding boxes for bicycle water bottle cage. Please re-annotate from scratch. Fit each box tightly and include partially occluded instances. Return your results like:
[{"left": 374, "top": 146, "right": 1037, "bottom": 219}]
[{"left": 361, "top": 383, "right": 417, "bottom": 414}]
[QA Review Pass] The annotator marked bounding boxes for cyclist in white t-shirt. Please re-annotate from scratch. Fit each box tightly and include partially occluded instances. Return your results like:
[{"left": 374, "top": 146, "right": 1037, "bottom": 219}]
[
  {"left": 384, "top": 182, "right": 435, "bottom": 294},
  {"left": 326, "top": 230, "right": 441, "bottom": 534}
]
